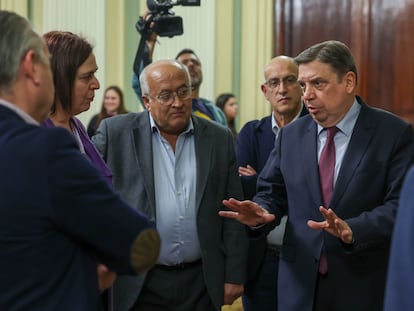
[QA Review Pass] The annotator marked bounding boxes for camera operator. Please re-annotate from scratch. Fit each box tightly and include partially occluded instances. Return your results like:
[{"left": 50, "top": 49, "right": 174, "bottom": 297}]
[
  {"left": 132, "top": 12, "right": 157, "bottom": 107},
  {"left": 132, "top": 13, "right": 227, "bottom": 126}
]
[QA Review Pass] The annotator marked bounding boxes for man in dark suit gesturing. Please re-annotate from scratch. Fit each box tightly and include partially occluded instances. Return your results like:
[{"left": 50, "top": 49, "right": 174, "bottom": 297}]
[
  {"left": 0, "top": 10, "right": 160, "bottom": 311},
  {"left": 220, "top": 40, "right": 414, "bottom": 310},
  {"left": 93, "top": 59, "right": 248, "bottom": 311}
]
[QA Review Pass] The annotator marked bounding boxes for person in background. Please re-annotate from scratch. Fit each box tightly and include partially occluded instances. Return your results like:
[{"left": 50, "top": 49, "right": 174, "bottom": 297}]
[
  {"left": 216, "top": 93, "right": 238, "bottom": 140},
  {"left": 42, "top": 30, "right": 114, "bottom": 309},
  {"left": 175, "top": 48, "right": 226, "bottom": 126},
  {"left": 384, "top": 165, "right": 414, "bottom": 310},
  {"left": 237, "top": 56, "right": 307, "bottom": 311},
  {"left": 219, "top": 40, "right": 414, "bottom": 310},
  {"left": 132, "top": 11, "right": 157, "bottom": 110},
  {"left": 0, "top": 10, "right": 160, "bottom": 311},
  {"left": 87, "top": 85, "right": 128, "bottom": 138},
  {"left": 42, "top": 31, "right": 111, "bottom": 184},
  {"left": 93, "top": 59, "right": 248, "bottom": 311}
]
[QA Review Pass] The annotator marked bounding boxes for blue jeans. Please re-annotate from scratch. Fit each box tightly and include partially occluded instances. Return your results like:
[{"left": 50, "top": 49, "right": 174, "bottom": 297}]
[{"left": 242, "top": 246, "right": 279, "bottom": 311}]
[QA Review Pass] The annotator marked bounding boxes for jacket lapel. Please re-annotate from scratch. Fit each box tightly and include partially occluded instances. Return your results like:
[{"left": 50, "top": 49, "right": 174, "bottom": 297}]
[
  {"left": 132, "top": 112, "right": 156, "bottom": 218},
  {"left": 193, "top": 117, "right": 212, "bottom": 210},
  {"left": 257, "top": 117, "right": 276, "bottom": 168},
  {"left": 302, "top": 119, "right": 325, "bottom": 220},
  {"left": 330, "top": 102, "right": 374, "bottom": 210}
]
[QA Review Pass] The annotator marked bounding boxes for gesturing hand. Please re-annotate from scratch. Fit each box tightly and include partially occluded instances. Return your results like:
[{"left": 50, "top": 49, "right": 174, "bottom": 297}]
[
  {"left": 219, "top": 198, "right": 275, "bottom": 227},
  {"left": 307, "top": 206, "right": 353, "bottom": 244}
]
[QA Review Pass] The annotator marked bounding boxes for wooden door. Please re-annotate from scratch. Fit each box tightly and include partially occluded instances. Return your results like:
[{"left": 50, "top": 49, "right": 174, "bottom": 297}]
[{"left": 274, "top": 0, "right": 414, "bottom": 124}]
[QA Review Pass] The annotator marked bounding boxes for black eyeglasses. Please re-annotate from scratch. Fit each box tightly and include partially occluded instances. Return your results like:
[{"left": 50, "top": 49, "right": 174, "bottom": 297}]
[
  {"left": 147, "top": 86, "right": 192, "bottom": 106},
  {"left": 264, "top": 76, "right": 298, "bottom": 89}
]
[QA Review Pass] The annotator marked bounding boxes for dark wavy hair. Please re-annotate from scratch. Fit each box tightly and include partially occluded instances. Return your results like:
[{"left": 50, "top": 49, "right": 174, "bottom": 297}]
[{"left": 43, "top": 31, "right": 93, "bottom": 114}]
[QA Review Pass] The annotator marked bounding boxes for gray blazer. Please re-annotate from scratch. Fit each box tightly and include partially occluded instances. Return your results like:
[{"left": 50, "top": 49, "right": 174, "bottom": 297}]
[{"left": 92, "top": 111, "right": 248, "bottom": 311}]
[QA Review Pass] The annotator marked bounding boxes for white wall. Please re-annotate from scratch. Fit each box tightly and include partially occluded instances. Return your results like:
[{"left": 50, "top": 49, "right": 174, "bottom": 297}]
[
  {"left": 2, "top": 0, "right": 276, "bottom": 127},
  {"left": 41, "top": 0, "right": 106, "bottom": 125},
  {"left": 149, "top": 2, "right": 216, "bottom": 102}
]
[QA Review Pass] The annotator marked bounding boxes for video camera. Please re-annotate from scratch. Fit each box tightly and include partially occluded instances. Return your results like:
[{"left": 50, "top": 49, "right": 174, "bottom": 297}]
[{"left": 136, "top": 0, "right": 201, "bottom": 39}]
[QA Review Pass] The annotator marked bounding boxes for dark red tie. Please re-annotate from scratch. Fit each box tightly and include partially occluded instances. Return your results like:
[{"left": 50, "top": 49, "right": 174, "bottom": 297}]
[{"left": 318, "top": 126, "right": 338, "bottom": 274}]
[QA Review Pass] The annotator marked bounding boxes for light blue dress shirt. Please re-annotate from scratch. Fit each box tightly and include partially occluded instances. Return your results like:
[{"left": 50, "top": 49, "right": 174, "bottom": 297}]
[
  {"left": 271, "top": 106, "right": 304, "bottom": 140},
  {"left": 150, "top": 115, "right": 201, "bottom": 265},
  {"left": 317, "top": 99, "right": 361, "bottom": 185}
]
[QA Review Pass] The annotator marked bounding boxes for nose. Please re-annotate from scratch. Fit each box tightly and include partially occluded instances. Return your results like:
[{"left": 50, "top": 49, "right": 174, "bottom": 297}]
[
  {"left": 302, "top": 84, "right": 314, "bottom": 101},
  {"left": 277, "top": 81, "right": 288, "bottom": 94},
  {"left": 185, "top": 60, "right": 197, "bottom": 68},
  {"left": 170, "top": 93, "right": 184, "bottom": 107},
  {"left": 92, "top": 76, "right": 100, "bottom": 90}
]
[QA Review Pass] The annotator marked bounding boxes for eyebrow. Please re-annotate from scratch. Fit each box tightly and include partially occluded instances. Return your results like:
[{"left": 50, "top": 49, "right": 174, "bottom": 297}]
[
  {"left": 267, "top": 74, "right": 297, "bottom": 80},
  {"left": 78, "top": 67, "right": 98, "bottom": 75}
]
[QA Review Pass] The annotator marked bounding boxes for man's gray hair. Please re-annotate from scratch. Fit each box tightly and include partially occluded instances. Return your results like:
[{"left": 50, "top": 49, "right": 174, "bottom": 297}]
[
  {"left": 0, "top": 10, "right": 47, "bottom": 94},
  {"left": 139, "top": 60, "right": 191, "bottom": 96}
]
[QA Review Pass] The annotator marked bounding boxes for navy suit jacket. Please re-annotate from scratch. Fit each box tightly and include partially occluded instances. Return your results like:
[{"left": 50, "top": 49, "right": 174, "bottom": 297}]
[
  {"left": 236, "top": 105, "right": 308, "bottom": 284},
  {"left": 0, "top": 106, "right": 158, "bottom": 311},
  {"left": 237, "top": 105, "right": 308, "bottom": 200},
  {"left": 384, "top": 165, "right": 414, "bottom": 310},
  {"left": 255, "top": 97, "right": 414, "bottom": 310}
]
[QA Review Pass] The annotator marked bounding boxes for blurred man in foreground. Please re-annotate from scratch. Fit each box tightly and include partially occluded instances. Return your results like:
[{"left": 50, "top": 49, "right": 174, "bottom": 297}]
[{"left": 0, "top": 10, "right": 160, "bottom": 310}]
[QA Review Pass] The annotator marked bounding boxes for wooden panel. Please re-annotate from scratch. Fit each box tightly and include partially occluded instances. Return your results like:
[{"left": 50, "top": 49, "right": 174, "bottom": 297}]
[
  {"left": 274, "top": 0, "right": 414, "bottom": 125},
  {"left": 391, "top": 1, "right": 414, "bottom": 122}
]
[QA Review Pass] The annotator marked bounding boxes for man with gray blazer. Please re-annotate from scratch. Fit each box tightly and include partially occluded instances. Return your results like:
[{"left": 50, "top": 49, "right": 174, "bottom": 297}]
[{"left": 93, "top": 59, "right": 248, "bottom": 311}]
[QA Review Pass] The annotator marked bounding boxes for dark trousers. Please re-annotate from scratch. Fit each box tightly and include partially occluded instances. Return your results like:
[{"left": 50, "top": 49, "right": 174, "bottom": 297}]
[
  {"left": 130, "top": 261, "right": 217, "bottom": 311},
  {"left": 242, "top": 245, "right": 279, "bottom": 311},
  {"left": 313, "top": 271, "right": 381, "bottom": 311},
  {"left": 313, "top": 272, "right": 335, "bottom": 311}
]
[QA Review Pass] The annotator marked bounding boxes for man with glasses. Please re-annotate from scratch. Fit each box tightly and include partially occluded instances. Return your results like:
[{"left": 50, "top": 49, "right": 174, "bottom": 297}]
[
  {"left": 237, "top": 56, "right": 307, "bottom": 311},
  {"left": 92, "top": 59, "right": 248, "bottom": 311},
  {"left": 131, "top": 19, "right": 226, "bottom": 126}
]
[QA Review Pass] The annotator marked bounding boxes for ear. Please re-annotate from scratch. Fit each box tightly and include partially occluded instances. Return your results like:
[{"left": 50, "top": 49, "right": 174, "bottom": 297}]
[
  {"left": 142, "top": 95, "right": 151, "bottom": 111},
  {"left": 343, "top": 71, "right": 356, "bottom": 93},
  {"left": 260, "top": 84, "right": 268, "bottom": 97},
  {"left": 22, "top": 50, "right": 41, "bottom": 86}
]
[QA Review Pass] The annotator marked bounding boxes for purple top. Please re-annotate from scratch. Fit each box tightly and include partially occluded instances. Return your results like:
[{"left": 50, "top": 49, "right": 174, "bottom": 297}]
[{"left": 43, "top": 117, "right": 112, "bottom": 185}]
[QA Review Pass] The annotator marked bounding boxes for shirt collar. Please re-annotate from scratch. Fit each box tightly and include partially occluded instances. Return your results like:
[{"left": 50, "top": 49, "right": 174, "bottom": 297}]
[
  {"left": 317, "top": 98, "right": 361, "bottom": 136},
  {"left": 148, "top": 112, "right": 194, "bottom": 134},
  {"left": 0, "top": 99, "right": 39, "bottom": 125},
  {"left": 272, "top": 103, "right": 304, "bottom": 133}
]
